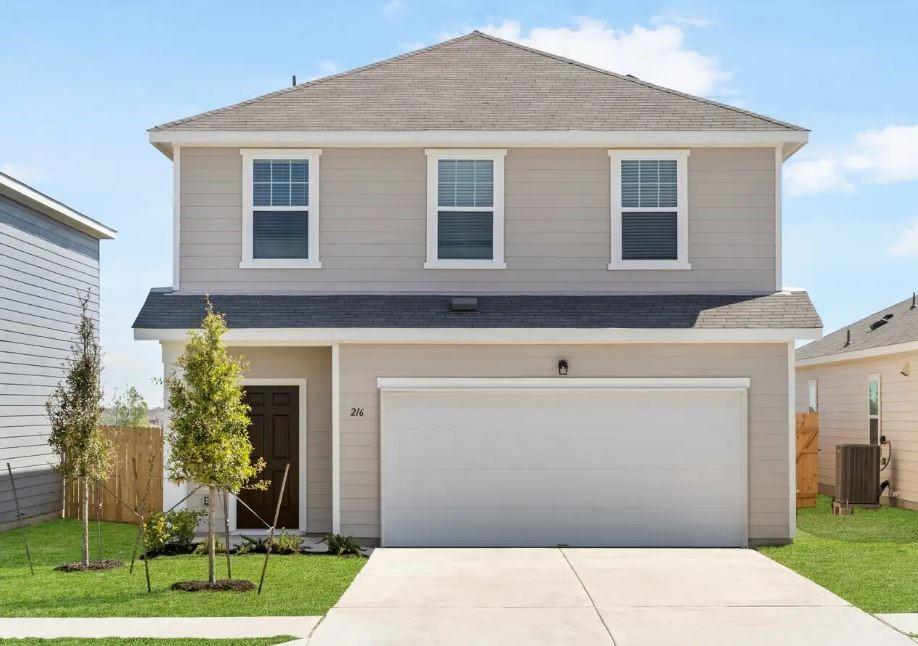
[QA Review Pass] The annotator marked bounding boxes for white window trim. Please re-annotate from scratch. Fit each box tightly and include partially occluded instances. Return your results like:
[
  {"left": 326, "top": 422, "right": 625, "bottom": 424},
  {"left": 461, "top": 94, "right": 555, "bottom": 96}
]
[
  {"left": 867, "top": 373, "right": 881, "bottom": 444},
  {"left": 807, "top": 378, "right": 818, "bottom": 413},
  {"left": 240, "top": 148, "right": 322, "bottom": 269},
  {"left": 424, "top": 148, "right": 506, "bottom": 269},
  {"left": 608, "top": 149, "right": 691, "bottom": 270}
]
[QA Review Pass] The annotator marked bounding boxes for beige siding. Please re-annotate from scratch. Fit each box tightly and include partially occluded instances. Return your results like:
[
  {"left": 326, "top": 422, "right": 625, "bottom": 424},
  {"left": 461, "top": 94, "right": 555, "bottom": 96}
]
[
  {"left": 339, "top": 343, "right": 791, "bottom": 542},
  {"left": 181, "top": 347, "right": 332, "bottom": 533},
  {"left": 796, "top": 350, "right": 918, "bottom": 505},
  {"left": 178, "top": 147, "right": 776, "bottom": 294}
]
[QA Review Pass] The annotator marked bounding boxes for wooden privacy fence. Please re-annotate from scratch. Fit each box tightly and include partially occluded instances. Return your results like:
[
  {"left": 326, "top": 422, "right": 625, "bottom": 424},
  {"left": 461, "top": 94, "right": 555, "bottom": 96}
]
[
  {"left": 796, "top": 412, "right": 819, "bottom": 508},
  {"left": 65, "top": 426, "right": 163, "bottom": 524}
]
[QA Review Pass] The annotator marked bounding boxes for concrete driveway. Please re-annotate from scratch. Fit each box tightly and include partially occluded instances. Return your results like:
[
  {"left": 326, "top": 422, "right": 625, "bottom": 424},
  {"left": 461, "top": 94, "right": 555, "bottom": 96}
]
[{"left": 308, "top": 548, "right": 912, "bottom": 645}]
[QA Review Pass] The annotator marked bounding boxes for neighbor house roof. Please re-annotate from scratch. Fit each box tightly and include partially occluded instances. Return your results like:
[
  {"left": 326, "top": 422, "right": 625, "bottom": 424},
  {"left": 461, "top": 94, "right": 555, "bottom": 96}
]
[
  {"left": 797, "top": 293, "right": 918, "bottom": 364},
  {"left": 133, "top": 290, "right": 820, "bottom": 331},
  {"left": 150, "top": 31, "right": 805, "bottom": 135},
  {"left": 0, "top": 171, "right": 116, "bottom": 239}
]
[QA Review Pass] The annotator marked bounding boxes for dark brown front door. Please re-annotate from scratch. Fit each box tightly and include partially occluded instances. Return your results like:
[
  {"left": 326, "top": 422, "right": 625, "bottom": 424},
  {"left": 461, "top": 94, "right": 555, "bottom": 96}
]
[{"left": 237, "top": 386, "right": 299, "bottom": 530}]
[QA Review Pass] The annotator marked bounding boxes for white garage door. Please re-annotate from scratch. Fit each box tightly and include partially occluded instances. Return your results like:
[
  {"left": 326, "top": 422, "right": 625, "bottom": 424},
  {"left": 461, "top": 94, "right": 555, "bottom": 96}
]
[{"left": 379, "top": 378, "right": 748, "bottom": 547}]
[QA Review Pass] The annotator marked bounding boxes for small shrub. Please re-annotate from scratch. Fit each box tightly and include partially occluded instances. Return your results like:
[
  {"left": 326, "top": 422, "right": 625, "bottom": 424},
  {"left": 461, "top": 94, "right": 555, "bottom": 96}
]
[
  {"left": 144, "top": 509, "right": 205, "bottom": 552},
  {"left": 324, "top": 533, "right": 363, "bottom": 556},
  {"left": 194, "top": 536, "right": 227, "bottom": 555},
  {"left": 237, "top": 531, "right": 302, "bottom": 555}
]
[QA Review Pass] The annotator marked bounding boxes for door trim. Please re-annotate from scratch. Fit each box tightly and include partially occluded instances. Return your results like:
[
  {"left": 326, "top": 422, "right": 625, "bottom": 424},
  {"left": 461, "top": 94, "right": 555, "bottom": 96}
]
[
  {"left": 230, "top": 378, "right": 308, "bottom": 533},
  {"left": 378, "top": 377, "right": 749, "bottom": 548}
]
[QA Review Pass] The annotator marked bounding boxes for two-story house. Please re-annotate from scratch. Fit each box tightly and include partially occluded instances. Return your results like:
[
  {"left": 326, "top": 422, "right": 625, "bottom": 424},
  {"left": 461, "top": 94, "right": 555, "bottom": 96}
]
[{"left": 134, "top": 32, "right": 821, "bottom": 547}]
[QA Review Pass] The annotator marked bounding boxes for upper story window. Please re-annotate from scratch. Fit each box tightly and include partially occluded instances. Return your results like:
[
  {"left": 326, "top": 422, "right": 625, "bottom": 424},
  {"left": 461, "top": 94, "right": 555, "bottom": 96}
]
[
  {"left": 240, "top": 149, "right": 321, "bottom": 269},
  {"left": 425, "top": 149, "right": 506, "bottom": 269},
  {"left": 808, "top": 379, "right": 818, "bottom": 413},
  {"left": 608, "top": 150, "right": 690, "bottom": 271}
]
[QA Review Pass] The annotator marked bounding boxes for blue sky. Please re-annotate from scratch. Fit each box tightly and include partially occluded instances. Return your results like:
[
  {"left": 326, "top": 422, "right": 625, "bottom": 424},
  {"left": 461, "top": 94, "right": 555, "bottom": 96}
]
[{"left": 3, "top": 1, "right": 917, "bottom": 406}]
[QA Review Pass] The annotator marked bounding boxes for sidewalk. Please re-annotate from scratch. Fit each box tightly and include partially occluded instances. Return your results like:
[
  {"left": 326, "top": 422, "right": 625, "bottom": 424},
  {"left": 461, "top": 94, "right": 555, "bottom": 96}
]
[
  {"left": 877, "top": 614, "right": 918, "bottom": 640},
  {"left": 0, "top": 616, "right": 321, "bottom": 640}
]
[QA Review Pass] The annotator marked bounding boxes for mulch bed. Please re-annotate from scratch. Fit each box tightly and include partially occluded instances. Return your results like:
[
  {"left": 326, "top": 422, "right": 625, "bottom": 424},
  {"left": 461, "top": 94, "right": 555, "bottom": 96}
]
[
  {"left": 170, "top": 579, "right": 256, "bottom": 592},
  {"left": 54, "top": 559, "right": 123, "bottom": 572},
  {"left": 141, "top": 543, "right": 197, "bottom": 559}
]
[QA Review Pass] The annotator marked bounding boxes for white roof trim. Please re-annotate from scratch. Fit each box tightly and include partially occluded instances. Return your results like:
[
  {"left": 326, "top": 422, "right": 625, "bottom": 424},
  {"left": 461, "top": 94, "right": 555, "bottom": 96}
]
[
  {"left": 135, "top": 326, "right": 821, "bottom": 345},
  {"left": 149, "top": 129, "right": 808, "bottom": 159},
  {"left": 0, "top": 172, "right": 116, "bottom": 239},
  {"left": 796, "top": 339, "right": 918, "bottom": 367},
  {"left": 377, "top": 377, "right": 751, "bottom": 390}
]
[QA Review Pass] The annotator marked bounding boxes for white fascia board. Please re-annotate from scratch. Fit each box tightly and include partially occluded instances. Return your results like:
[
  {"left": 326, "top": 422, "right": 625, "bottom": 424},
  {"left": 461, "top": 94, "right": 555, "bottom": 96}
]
[
  {"left": 149, "top": 129, "right": 808, "bottom": 151},
  {"left": 796, "top": 340, "right": 918, "bottom": 368},
  {"left": 377, "top": 377, "right": 751, "bottom": 390},
  {"left": 0, "top": 173, "right": 117, "bottom": 239},
  {"left": 135, "top": 326, "right": 822, "bottom": 344}
]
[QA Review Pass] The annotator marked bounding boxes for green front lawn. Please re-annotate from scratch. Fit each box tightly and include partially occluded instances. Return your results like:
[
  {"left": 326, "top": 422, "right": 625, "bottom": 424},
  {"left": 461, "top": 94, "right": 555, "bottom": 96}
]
[
  {"left": 0, "top": 639, "right": 293, "bottom": 646},
  {"left": 760, "top": 495, "right": 918, "bottom": 613},
  {"left": 0, "top": 519, "right": 364, "bottom": 617}
]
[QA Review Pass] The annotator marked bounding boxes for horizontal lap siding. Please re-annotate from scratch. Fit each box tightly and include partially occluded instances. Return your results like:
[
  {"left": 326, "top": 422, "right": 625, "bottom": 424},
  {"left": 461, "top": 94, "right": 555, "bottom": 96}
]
[
  {"left": 0, "top": 200, "right": 100, "bottom": 528},
  {"left": 178, "top": 347, "right": 333, "bottom": 533},
  {"left": 796, "top": 351, "right": 918, "bottom": 504},
  {"left": 179, "top": 147, "right": 775, "bottom": 294},
  {"left": 339, "top": 343, "right": 790, "bottom": 542}
]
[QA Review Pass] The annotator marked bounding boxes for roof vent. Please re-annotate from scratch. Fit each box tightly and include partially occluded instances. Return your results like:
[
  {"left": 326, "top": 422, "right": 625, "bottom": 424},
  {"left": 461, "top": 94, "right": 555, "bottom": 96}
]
[
  {"left": 911, "top": 292, "right": 916, "bottom": 310},
  {"left": 844, "top": 329, "right": 851, "bottom": 347},
  {"left": 869, "top": 314, "right": 893, "bottom": 331},
  {"left": 450, "top": 297, "right": 478, "bottom": 312}
]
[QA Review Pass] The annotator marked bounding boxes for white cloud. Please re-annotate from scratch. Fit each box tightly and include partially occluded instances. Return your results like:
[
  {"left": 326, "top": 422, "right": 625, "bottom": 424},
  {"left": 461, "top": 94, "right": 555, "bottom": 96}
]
[
  {"left": 446, "top": 18, "right": 729, "bottom": 96},
  {"left": 0, "top": 163, "right": 42, "bottom": 183},
  {"left": 314, "top": 60, "right": 339, "bottom": 77},
  {"left": 889, "top": 220, "right": 918, "bottom": 257},
  {"left": 784, "top": 159, "right": 853, "bottom": 196},
  {"left": 785, "top": 124, "right": 918, "bottom": 195},
  {"left": 384, "top": 0, "right": 405, "bottom": 14},
  {"left": 650, "top": 11, "right": 713, "bottom": 29}
]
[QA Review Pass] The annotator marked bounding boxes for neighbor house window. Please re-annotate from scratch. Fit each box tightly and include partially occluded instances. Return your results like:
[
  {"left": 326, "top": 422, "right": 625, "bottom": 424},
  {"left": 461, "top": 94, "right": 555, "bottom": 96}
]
[
  {"left": 808, "top": 379, "right": 818, "bottom": 413},
  {"left": 240, "top": 149, "right": 321, "bottom": 269},
  {"left": 425, "top": 149, "right": 506, "bottom": 269},
  {"left": 867, "top": 374, "right": 881, "bottom": 444},
  {"left": 608, "top": 150, "right": 690, "bottom": 270}
]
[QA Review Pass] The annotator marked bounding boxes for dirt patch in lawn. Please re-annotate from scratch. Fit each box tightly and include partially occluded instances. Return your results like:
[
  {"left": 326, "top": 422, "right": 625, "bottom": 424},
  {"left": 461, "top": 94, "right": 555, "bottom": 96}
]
[
  {"left": 170, "top": 579, "right": 256, "bottom": 592},
  {"left": 54, "top": 559, "right": 123, "bottom": 572}
]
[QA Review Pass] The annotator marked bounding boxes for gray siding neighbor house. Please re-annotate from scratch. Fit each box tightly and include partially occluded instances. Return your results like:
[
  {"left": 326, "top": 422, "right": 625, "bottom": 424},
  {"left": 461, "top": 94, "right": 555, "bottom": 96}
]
[{"left": 0, "top": 172, "right": 116, "bottom": 529}]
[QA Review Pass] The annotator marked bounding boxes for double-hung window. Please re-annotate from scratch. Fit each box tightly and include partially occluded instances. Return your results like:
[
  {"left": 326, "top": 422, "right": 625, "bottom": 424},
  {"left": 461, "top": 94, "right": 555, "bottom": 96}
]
[
  {"left": 867, "top": 374, "right": 881, "bottom": 444},
  {"left": 240, "top": 149, "right": 321, "bottom": 269},
  {"left": 425, "top": 149, "right": 506, "bottom": 269},
  {"left": 608, "top": 150, "right": 690, "bottom": 270}
]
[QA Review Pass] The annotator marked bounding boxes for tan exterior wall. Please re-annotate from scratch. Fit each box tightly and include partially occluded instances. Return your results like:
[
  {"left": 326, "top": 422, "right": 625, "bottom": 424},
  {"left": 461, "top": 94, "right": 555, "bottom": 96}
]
[
  {"left": 338, "top": 342, "right": 791, "bottom": 542},
  {"left": 796, "top": 350, "right": 918, "bottom": 505},
  {"left": 178, "top": 146, "right": 777, "bottom": 294},
  {"left": 180, "top": 347, "right": 332, "bottom": 533}
]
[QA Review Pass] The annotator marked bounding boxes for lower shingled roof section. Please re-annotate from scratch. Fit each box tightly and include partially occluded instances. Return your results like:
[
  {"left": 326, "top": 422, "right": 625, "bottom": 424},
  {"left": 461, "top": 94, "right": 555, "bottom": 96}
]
[{"left": 133, "top": 290, "right": 821, "bottom": 331}]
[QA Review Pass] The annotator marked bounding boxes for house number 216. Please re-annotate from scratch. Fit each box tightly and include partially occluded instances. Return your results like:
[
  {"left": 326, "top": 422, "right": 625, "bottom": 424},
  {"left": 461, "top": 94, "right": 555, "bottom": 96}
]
[{"left": 350, "top": 408, "right": 365, "bottom": 417}]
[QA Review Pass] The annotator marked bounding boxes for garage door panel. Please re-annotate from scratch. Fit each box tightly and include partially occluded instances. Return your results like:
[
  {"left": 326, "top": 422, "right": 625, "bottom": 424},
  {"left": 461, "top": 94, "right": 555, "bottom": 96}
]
[
  {"left": 387, "top": 467, "right": 744, "bottom": 509},
  {"left": 381, "top": 385, "right": 747, "bottom": 547},
  {"left": 384, "top": 390, "right": 742, "bottom": 471},
  {"left": 384, "top": 505, "right": 744, "bottom": 548}
]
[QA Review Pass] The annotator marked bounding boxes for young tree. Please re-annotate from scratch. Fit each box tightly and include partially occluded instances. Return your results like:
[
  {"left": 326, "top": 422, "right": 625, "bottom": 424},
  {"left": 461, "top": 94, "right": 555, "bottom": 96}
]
[
  {"left": 111, "top": 386, "right": 150, "bottom": 426},
  {"left": 165, "top": 300, "right": 265, "bottom": 584},
  {"left": 47, "top": 292, "right": 111, "bottom": 568}
]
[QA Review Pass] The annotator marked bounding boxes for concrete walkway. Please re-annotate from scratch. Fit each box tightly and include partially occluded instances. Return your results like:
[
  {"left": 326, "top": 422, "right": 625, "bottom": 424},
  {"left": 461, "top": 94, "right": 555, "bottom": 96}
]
[
  {"left": 0, "top": 616, "right": 321, "bottom": 640},
  {"left": 878, "top": 614, "right": 918, "bottom": 637},
  {"left": 308, "top": 548, "right": 913, "bottom": 646}
]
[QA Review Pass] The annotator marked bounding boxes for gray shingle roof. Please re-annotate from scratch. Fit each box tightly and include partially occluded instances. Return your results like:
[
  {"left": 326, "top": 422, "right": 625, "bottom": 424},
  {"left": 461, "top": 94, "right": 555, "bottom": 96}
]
[
  {"left": 797, "top": 294, "right": 918, "bottom": 361},
  {"left": 133, "top": 290, "right": 820, "bottom": 330},
  {"left": 152, "top": 32, "right": 805, "bottom": 133}
]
